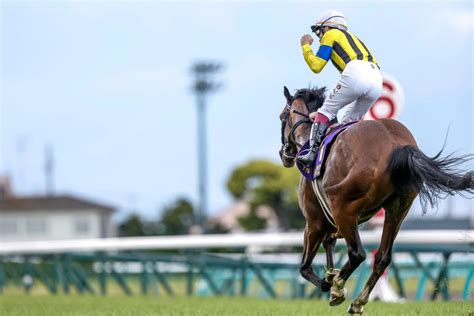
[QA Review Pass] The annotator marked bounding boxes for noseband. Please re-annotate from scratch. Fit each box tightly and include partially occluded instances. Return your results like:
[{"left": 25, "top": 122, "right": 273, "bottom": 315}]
[{"left": 281, "top": 99, "right": 312, "bottom": 157}]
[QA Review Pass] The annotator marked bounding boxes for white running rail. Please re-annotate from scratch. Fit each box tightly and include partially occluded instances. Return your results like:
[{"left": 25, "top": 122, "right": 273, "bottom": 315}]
[{"left": 0, "top": 230, "right": 472, "bottom": 255}]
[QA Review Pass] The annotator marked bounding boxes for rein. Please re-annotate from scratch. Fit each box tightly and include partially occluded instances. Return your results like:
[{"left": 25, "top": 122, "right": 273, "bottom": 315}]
[
  {"left": 293, "top": 110, "right": 310, "bottom": 119},
  {"left": 281, "top": 100, "right": 312, "bottom": 153},
  {"left": 288, "top": 116, "right": 312, "bottom": 148}
]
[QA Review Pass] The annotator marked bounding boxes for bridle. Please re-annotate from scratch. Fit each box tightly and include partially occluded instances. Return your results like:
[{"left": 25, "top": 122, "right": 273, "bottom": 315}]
[{"left": 280, "top": 98, "right": 312, "bottom": 159}]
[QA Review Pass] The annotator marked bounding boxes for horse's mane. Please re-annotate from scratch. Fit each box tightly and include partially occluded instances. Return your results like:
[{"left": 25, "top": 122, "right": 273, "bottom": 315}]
[{"left": 293, "top": 87, "right": 327, "bottom": 113}]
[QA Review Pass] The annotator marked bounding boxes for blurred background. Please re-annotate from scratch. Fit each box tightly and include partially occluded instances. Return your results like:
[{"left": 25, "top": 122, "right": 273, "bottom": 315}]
[
  {"left": 1, "top": 1, "right": 472, "bottom": 238},
  {"left": 0, "top": 0, "right": 473, "bottom": 306}
]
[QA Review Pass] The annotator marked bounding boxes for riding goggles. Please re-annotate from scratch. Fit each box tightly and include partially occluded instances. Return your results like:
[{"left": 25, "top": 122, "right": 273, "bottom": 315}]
[{"left": 311, "top": 24, "right": 322, "bottom": 37}]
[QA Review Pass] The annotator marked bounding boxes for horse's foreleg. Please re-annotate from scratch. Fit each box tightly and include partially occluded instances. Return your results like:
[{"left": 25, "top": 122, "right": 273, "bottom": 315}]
[
  {"left": 329, "top": 214, "right": 366, "bottom": 307},
  {"left": 300, "top": 224, "right": 324, "bottom": 288},
  {"left": 321, "top": 235, "right": 337, "bottom": 292},
  {"left": 348, "top": 195, "right": 415, "bottom": 314}
]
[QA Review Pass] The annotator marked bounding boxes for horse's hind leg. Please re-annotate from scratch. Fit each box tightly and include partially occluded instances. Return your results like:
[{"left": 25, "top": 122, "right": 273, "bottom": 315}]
[
  {"left": 299, "top": 223, "right": 325, "bottom": 288},
  {"left": 348, "top": 193, "right": 415, "bottom": 314},
  {"left": 321, "top": 235, "right": 337, "bottom": 292}
]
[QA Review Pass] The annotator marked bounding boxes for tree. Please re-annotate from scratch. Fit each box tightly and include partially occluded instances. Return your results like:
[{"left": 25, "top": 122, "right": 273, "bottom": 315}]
[
  {"left": 159, "top": 198, "right": 195, "bottom": 235},
  {"left": 118, "top": 214, "right": 146, "bottom": 237},
  {"left": 237, "top": 208, "right": 268, "bottom": 231},
  {"left": 226, "top": 159, "right": 304, "bottom": 231},
  {"left": 206, "top": 220, "right": 230, "bottom": 234}
]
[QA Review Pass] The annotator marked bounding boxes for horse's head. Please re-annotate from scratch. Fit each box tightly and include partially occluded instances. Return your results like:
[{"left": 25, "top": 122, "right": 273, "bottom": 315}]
[{"left": 279, "top": 85, "right": 326, "bottom": 168}]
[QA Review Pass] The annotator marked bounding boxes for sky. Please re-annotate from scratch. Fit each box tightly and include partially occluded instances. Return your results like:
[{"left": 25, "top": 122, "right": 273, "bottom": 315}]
[{"left": 1, "top": 0, "right": 473, "bottom": 221}]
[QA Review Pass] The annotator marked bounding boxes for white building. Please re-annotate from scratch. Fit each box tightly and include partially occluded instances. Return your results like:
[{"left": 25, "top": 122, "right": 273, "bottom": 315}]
[{"left": 0, "top": 195, "right": 116, "bottom": 242}]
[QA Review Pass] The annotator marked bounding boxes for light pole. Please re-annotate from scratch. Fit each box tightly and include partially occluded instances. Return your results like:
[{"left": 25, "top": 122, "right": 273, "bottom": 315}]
[
  {"left": 44, "top": 144, "right": 54, "bottom": 196},
  {"left": 191, "top": 62, "right": 223, "bottom": 232}
]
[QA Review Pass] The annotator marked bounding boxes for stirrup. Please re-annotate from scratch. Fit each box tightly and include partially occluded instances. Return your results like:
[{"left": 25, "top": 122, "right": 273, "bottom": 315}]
[{"left": 297, "top": 147, "right": 319, "bottom": 165}]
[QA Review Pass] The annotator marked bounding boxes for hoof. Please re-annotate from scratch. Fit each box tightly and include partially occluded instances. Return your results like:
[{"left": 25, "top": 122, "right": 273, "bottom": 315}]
[
  {"left": 347, "top": 303, "right": 364, "bottom": 314},
  {"left": 329, "top": 294, "right": 345, "bottom": 306},
  {"left": 329, "top": 287, "right": 346, "bottom": 306}
]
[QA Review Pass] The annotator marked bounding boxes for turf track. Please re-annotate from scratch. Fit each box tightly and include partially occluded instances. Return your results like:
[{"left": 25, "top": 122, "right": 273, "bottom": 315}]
[{"left": 0, "top": 296, "right": 472, "bottom": 315}]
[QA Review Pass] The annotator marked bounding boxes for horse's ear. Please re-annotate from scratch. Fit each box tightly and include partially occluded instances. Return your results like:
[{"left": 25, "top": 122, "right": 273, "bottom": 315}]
[
  {"left": 283, "top": 86, "right": 292, "bottom": 102},
  {"left": 319, "top": 86, "right": 327, "bottom": 95}
]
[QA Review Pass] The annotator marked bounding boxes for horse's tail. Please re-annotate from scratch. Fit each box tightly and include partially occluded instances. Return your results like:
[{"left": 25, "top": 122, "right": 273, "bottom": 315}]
[{"left": 387, "top": 145, "right": 474, "bottom": 213}]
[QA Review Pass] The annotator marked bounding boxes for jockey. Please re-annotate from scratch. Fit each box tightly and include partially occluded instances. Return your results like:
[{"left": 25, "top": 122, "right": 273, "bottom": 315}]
[{"left": 297, "top": 10, "right": 383, "bottom": 165}]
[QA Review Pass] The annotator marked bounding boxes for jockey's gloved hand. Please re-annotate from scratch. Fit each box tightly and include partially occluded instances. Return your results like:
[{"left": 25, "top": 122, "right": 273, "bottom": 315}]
[{"left": 300, "top": 34, "right": 314, "bottom": 46}]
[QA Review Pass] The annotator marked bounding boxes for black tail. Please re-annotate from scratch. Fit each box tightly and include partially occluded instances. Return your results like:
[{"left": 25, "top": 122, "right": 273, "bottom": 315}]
[{"left": 387, "top": 145, "right": 474, "bottom": 213}]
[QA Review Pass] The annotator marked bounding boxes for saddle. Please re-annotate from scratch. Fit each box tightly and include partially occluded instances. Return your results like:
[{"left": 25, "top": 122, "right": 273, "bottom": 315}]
[{"left": 296, "top": 121, "right": 357, "bottom": 181}]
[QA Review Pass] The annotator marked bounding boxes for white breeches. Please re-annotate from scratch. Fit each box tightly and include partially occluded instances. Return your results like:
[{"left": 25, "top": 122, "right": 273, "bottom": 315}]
[{"left": 318, "top": 60, "right": 383, "bottom": 123}]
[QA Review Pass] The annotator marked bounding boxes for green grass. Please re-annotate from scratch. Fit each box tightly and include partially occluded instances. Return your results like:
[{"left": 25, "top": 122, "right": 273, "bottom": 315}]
[{"left": 0, "top": 296, "right": 472, "bottom": 316}]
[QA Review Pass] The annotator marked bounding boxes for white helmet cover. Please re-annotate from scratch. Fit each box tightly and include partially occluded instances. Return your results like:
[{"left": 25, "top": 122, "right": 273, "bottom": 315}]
[{"left": 315, "top": 9, "right": 348, "bottom": 31}]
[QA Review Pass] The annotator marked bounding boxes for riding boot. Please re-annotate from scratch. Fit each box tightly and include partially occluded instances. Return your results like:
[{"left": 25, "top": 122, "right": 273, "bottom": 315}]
[{"left": 297, "top": 122, "right": 328, "bottom": 165}]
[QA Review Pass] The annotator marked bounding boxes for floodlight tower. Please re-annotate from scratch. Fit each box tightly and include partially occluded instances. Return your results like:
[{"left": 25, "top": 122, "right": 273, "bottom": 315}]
[
  {"left": 44, "top": 144, "right": 55, "bottom": 196},
  {"left": 191, "top": 62, "right": 223, "bottom": 232}
]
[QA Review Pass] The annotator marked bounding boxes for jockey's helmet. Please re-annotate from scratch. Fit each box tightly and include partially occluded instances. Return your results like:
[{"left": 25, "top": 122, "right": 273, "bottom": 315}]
[{"left": 311, "top": 10, "right": 348, "bottom": 36}]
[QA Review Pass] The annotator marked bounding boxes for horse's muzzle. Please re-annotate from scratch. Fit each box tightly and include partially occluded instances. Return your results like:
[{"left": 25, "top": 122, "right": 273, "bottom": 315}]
[{"left": 280, "top": 144, "right": 296, "bottom": 168}]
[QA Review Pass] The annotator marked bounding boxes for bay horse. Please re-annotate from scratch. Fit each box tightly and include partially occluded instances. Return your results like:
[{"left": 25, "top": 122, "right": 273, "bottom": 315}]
[{"left": 278, "top": 86, "right": 474, "bottom": 314}]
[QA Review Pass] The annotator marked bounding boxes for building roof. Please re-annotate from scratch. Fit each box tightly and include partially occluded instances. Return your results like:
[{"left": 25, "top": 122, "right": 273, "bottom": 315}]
[{"left": 0, "top": 195, "right": 115, "bottom": 213}]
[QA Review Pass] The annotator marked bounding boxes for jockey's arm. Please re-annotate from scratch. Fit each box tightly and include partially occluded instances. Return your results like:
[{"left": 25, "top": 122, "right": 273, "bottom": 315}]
[
  {"left": 301, "top": 30, "right": 335, "bottom": 74},
  {"left": 302, "top": 44, "right": 332, "bottom": 74},
  {"left": 302, "top": 44, "right": 331, "bottom": 74}
]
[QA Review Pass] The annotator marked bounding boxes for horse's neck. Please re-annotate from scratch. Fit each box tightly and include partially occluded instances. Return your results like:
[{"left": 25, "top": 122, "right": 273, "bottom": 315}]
[{"left": 296, "top": 132, "right": 310, "bottom": 147}]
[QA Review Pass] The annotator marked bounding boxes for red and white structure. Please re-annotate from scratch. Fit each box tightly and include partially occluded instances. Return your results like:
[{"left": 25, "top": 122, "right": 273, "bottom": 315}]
[
  {"left": 365, "top": 73, "right": 405, "bottom": 120},
  {"left": 368, "top": 209, "right": 403, "bottom": 302}
]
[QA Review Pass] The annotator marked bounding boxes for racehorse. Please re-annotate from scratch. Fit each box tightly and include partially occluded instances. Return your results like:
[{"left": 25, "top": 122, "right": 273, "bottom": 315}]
[{"left": 278, "top": 86, "right": 474, "bottom": 314}]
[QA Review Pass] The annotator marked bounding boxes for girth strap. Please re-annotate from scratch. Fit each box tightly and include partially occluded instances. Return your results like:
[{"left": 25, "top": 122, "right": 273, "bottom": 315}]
[{"left": 311, "top": 178, "right": 337, "bottom": 228}]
